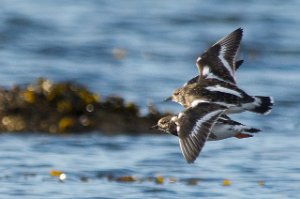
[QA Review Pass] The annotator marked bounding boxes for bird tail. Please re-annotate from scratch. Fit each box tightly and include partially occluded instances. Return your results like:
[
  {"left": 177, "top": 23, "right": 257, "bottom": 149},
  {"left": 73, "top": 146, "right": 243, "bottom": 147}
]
[
  {"left": 243, "top": 127, "right": 261, "bottom": 133},
  {"left": 249, "top": 96, "right": 274, "bottom": 115}
]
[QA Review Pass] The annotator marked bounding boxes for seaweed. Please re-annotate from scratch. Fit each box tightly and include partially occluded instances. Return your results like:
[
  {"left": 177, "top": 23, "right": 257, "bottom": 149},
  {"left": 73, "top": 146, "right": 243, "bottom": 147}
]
[{"left": 0, "top": 78, "right": 168, "bottom": 134}]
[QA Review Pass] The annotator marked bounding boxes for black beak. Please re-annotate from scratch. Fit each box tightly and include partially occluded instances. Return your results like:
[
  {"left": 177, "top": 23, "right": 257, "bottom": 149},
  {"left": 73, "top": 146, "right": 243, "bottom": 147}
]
[
  {"left": 150, "top": 124, "right": 159, "bottom": 130},
  {"left": 164, "top": 96, "right": 172, "bottom": 102}
]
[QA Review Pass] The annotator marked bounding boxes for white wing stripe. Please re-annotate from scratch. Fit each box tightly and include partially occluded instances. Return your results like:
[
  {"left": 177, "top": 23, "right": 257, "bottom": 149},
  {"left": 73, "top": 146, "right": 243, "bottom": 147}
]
[
  {"left": 214, "top": 101, "right": 235, "bottom": 107},
  {"left": 218, "top": 45, "right": 235, "bottom": 79},
  {"left": 191, "top": 99, "right": 208, "bottom": 107},
  {"left": 205, "top": 73, "right": 228, "bottom": 83},
  {"left": 191, "top": 110, "right": 223, "bottom": 137},
  {"left": 205, "top": 85, "right": 242, "bottom": 98},
  {"left": 202, "top": 66, "right": 210, "bottom": 76},
  {"left": 178, "top": 140, "right": 189, "bottom": 160}
]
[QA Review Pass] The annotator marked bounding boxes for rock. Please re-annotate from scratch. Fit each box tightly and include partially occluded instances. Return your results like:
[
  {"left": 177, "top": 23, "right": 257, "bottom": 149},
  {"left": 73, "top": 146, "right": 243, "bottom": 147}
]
[{"left": 0, "top": 78, "right": 167, "bottom": 134}]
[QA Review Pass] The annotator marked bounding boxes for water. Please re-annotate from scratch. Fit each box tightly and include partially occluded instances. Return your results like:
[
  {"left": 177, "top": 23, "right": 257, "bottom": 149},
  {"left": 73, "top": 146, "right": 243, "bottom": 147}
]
[
  {"left": 0, "top": 0, "right": 300, "bottom": 198},
  {"left": 1, "top": 133, "right": 300, "bottom": 198}
]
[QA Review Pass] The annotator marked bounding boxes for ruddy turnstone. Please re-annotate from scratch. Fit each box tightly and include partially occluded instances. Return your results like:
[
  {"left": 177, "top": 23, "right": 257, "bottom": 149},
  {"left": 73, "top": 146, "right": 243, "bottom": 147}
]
[
  {"left": 168, "top": 78, "right": 274, "bottom": 114},
  {"left": 166, "top": 28, "right": 274, "bottom": 114},
  {"left": 152, "top": 105, "right": 260, "bottom": 163},
  {"left": 153, "top": 114, "right": 260, "bottom": 141},
  {"left": 153, "top": 102, "right": 227, "bottom": 163}
]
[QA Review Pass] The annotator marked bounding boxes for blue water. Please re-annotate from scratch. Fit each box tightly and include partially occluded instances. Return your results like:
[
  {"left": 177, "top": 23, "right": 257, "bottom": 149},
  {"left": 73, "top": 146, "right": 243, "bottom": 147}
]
[{"left": 0, "top": 0, "right": 300, "bottom": 198}]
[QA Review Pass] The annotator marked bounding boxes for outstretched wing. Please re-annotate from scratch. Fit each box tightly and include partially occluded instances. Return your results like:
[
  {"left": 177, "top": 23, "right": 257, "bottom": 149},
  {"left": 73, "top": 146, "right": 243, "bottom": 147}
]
[
  {"left": 176, "top": 102, "right": 226, "bottom": 163},
  {"left": 184, "top": 60, "right": 243, "bottom": 86},
  {"left": 196, "top": 28, "right": 243, "bottom": 84}
]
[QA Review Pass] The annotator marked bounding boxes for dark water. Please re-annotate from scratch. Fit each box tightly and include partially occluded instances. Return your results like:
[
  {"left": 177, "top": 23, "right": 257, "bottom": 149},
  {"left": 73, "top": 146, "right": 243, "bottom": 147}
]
[{"left": 0, "top": 0, "right": 300, "bottom": 198}]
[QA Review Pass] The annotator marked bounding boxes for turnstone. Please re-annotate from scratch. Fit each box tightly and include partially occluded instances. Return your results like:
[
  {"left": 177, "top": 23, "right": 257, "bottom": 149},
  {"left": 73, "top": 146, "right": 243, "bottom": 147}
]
[
  {"left": 152, "top": 106, "right": 260, "bottom": 163},
  {"left": 153, "top": 114, "right": 260, "bottom": 141},
  {"left": 168, "top": 78, "right": 274, "bottom": 114},
  {"left": 153, "top": 102, "right": 227, "bottom": 163},
  {"left": 166, "top": 28, "right": 274, "bottom": 114}
]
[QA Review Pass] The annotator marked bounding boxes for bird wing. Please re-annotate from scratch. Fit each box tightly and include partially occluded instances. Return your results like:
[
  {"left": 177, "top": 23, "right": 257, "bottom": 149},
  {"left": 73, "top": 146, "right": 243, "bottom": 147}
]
[
  {"left": 176, "top": 102, "right": 226, "bottom": 163},
  {"left": 184, "top": 60, "right": 243, "bottom": 86},
  {"left": 196, "top": 28, "right": 243, "bottom": 84}
]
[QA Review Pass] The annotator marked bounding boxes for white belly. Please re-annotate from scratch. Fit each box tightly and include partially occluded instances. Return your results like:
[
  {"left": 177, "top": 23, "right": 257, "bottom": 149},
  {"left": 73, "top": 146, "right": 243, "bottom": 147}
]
[{"left": 208, "top": 124, "right": 240, "bottom": 141}]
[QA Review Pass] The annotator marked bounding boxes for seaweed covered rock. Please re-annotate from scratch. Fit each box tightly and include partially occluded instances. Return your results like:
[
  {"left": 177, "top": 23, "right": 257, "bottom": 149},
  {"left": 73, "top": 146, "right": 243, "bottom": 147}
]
[{"left": 0, "top": 78, "right": 167, "bottom": 134}]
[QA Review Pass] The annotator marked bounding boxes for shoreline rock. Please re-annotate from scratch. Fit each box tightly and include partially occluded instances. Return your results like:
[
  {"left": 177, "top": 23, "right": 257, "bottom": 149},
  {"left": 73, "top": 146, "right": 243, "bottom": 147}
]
[{"left": 0, "top": 78, "right": 169, "bottom": 134}]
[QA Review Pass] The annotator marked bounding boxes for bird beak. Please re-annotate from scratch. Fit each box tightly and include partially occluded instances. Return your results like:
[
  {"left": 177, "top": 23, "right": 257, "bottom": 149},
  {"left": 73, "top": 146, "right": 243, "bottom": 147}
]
[
  {"left": 150, "top": 124, "right": 159, "bottom": 130},
  {"left": 164, "top": 96, "right": 172, "bottom": 102}
]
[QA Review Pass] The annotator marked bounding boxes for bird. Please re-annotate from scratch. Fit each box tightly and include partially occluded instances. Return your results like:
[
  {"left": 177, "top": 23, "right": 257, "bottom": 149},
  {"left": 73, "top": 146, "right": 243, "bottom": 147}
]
[
  {"left": 166, "top": 28, "right": 274, "bottom": 114},
  {"left": 168, "top": 78, "right": 273, "bottom": 114},
  {"left": 152, "top": 102, "right": 227, "bottom": 164},
  {"left": 152, "top": 104, "right": 260, "bottom": 163},
  {"left": 153, "top": 114, "right": 260, "bottom": 141}
]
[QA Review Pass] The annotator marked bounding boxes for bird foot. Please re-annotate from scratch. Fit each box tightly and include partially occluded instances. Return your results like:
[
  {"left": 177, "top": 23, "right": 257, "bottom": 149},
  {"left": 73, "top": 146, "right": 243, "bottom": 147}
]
[{"left": 235, "top": 133, "right": 253, "bottom": 139}]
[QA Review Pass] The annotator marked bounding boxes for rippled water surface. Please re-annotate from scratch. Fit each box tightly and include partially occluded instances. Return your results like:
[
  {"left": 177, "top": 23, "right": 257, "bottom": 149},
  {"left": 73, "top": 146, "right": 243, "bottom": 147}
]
[{"left": 1, "top": 0, "right": 300, "bottom": 198}]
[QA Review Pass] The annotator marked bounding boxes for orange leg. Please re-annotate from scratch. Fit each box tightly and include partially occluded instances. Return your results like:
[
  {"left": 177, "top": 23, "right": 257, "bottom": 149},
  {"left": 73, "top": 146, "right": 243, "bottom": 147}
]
[{"left": 235, "top": 133, "right": 253, "bottom": 139}]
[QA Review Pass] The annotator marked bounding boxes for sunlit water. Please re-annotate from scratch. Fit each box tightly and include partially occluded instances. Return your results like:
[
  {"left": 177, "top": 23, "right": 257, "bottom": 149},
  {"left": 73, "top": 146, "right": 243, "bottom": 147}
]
[{"left": 0, "top": 0, "right": 300, "bottom": 198}]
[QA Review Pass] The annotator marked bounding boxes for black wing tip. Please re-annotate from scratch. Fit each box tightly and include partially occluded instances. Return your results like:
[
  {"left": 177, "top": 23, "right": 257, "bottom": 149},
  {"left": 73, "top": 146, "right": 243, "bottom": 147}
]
[
  {"left": 217, "top": 27, "right": 244, "bottom": 43},
  {"left": 227, "top": 27, "right": 243, "bottom": 42},
  {"left": 231, "top": 28, "right": 243, "bottom": 38},
  {"left": 235, "top": 27, "right": 243, "bottom": 34}
]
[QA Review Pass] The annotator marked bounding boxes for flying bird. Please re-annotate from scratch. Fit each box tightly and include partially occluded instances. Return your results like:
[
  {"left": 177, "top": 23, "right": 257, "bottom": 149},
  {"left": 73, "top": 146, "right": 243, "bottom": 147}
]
[
  {"left": 153, "top": 106, "right": 260, "bottom": 163},
  {"left": 166, "top": 28, "right": 273, "bottom": 114},
  {"left": 153, "top": 102, "right": 226, "bottom": 163}
]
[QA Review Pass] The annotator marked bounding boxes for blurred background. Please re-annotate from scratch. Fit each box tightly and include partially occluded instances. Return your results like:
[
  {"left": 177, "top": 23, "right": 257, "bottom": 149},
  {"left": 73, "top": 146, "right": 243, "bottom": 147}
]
[{"left": 1, "top": 0, "right": 300, "bottom": 198}]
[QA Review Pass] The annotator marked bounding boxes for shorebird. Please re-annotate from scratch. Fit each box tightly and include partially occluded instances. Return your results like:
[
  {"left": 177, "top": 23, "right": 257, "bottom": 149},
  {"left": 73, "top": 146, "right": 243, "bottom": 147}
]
[
  {"left": 153, "top": 102, "right": 227, "bottom": 163},
  {"left": 154, "top": 114, "right": 260, "bottom": 141},
  {"left": 166, "top": 28, "right": 273, "bottom": 114},
  {"left": 152, "top": 103, "right": 260, "bottom": 163}
]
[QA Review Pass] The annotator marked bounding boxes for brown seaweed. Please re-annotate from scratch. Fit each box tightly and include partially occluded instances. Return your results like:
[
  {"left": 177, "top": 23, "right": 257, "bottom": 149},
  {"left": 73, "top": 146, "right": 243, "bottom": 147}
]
[{"left": 0, "top": 78, "right": 168, "bottom": 134}]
